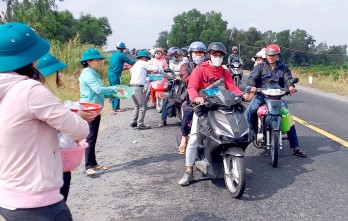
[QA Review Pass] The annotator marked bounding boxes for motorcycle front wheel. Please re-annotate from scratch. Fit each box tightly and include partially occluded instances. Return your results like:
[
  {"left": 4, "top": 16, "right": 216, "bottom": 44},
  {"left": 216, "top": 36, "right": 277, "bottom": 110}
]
[
  {"left": 271, "top": 129, "right": 280, "bottom": 167},
  {"left": 223, "top": 154, "right": 246, "bottom": 199},
  {"left": 175, "top": 104, "right": 183, "bottom": 123},
  {"left": 156, "top": 97, "right": 163, "bottom": 113},
  {"left": 234, "top": 76, "right": 241, "bottom": 87}
]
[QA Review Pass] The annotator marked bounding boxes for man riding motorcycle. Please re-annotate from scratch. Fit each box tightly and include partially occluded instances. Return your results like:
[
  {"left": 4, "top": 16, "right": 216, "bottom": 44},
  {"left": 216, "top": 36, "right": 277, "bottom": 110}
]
[
  {"left": 247, "top": 44, "right": 307, "bottom": 157},
  {"left": 228, "top": 46, "right": 243, "bottom": 66}
]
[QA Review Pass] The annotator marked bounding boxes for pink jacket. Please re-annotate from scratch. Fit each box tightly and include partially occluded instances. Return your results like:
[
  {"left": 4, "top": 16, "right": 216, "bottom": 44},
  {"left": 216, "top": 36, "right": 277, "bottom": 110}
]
[{"left": 0, "top": 72, "right": 89, "bottom": 209}]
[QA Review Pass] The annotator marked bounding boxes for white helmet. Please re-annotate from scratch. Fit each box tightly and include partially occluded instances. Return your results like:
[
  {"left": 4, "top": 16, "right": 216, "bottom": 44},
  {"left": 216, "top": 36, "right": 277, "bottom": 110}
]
[{"left": 149, "top": 49, "right": 155, "bottom": 56}]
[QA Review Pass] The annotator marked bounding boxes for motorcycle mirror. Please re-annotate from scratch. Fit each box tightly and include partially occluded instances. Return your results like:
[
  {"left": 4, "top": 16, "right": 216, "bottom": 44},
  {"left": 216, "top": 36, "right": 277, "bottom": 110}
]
[{"left": 290, "top": 78, "right": 299, "bottom": 85}]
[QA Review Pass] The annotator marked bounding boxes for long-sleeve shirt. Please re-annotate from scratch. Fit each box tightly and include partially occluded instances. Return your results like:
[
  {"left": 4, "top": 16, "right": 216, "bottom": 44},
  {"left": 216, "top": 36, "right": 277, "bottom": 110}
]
[
  {"left": 79, "top": 67, "right": 117, "bottom": 108},
  {"left": 108, "top": 50, "right": 135, "bottom": 77},
  {"left": 187, "top": 62, "right": 242, "bottom": 101},
  {"left": 247, "top": 61, "right": 293, "bottom": 88},
  {"left": 130, "top": 60, "right": 156, "bottom": 85},
  {"left": 0, "top": 73, "right": 89, "bottom": 209}
]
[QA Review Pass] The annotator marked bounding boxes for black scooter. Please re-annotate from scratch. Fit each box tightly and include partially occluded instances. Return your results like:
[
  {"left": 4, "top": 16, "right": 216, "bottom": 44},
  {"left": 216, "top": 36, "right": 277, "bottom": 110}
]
[{"left": 195, "top": 84, "right": 249, "bottom": 198}]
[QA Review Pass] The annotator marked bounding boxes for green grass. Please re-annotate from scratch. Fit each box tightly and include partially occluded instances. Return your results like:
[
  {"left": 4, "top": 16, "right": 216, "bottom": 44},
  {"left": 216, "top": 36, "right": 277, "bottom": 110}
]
[{"left": 49, "top": 39, "right": 132, "bottom": 101}]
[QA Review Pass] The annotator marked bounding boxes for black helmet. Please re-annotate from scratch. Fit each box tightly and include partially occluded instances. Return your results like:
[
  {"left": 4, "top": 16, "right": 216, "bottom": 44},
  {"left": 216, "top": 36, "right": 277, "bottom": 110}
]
[{"left": 207, "top": 42, "right": 226, "bottom": 56}]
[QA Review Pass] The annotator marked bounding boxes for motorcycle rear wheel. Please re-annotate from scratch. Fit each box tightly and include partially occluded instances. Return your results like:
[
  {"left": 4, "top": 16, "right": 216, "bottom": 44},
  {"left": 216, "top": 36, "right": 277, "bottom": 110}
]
[
  {"left": 271, "top": 129, "right": 280, "bottom": 167},
  {"left": 156, "top": 97, "right": 163, "bottom": 113},
  {"left": 223, "top": 155, "right": 246, "bottom": 199}
]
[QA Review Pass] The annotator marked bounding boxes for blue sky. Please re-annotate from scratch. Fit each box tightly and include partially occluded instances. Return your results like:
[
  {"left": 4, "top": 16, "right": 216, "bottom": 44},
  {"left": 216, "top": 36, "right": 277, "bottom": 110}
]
[{"left": 20, "top": 0, "right": 348, "bottom": 50}]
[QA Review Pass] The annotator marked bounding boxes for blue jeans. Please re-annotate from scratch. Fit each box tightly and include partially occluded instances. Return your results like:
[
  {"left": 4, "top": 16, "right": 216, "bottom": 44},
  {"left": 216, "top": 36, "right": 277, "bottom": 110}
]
[
  {"left": 160, "top": 83, "right": 174, "bottom": 121},
  {"left": 0, "top": 200, "right": 72, "bottom": 221},
  {"left": 108, "top": 74, "right": 121, "bottom": 110},
  {"left": 247, "top": 94, "right": 300, "bottom": 148}
]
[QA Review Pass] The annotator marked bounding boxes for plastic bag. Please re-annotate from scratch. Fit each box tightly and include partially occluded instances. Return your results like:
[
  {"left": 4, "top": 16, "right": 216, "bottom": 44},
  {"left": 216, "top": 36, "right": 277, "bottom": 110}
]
[{"left": 58, "top": 131, "right": 77, "bottom": 149}]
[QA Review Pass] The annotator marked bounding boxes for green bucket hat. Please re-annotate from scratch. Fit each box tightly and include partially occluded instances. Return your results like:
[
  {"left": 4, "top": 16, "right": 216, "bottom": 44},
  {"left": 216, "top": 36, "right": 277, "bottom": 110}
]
[
  {"left": 136, "top": 50, "right": 151, "bottom": 59},
  {"left": 80, "top": 48, "right": 105, "bottom": 62},
  {"left": 0, "top": 22, "right": 50, "bottom": 72},
  {"left": 37, "top": 53, "right": 67, "bottom": 77}
]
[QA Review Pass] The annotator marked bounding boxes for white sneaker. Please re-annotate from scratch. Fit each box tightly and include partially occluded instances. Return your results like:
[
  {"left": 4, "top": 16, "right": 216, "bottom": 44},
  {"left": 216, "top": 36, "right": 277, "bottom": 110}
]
[{"left": 178, "top": 172, "right": 194, "bottom": 186}]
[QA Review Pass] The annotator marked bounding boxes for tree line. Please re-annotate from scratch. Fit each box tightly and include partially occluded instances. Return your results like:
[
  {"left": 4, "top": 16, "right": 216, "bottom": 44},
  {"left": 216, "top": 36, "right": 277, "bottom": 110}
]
[
  {"left": 1, "top": 0, "right": 112, "bottom": 46},
  {"left": 155, "top": 9, "right": 348, "bottom": 69}
]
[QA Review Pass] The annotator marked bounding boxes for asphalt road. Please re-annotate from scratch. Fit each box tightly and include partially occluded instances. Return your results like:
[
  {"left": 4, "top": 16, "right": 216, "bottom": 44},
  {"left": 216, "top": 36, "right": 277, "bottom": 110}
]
[
  {"left": 65, "top": 78, "right": 348, "bottom": 221},
  {"left": 2, "top": 73, "right": 347, "bottom": 221}
]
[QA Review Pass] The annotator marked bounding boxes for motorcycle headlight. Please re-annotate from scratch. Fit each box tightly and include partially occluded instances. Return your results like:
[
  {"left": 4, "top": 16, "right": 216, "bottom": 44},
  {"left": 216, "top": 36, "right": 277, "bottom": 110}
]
[
  {"left": 214, "top": 129, "right": 235, "bottom": 142},
  {"left": 261, "top": 89, "right": 286, "bottom": 96}
]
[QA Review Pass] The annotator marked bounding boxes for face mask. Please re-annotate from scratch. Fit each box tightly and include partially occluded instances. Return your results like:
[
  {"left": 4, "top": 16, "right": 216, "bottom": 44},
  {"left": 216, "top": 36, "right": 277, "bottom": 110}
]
[
  {"left": 192, "top": 55, "right": 205, "bottom": 64},
  {"left": 171, "top": 57, "right": 177, "bottom": 62},
  {"left": 210, "top": 55, "right": 223, "bottom": 67}
]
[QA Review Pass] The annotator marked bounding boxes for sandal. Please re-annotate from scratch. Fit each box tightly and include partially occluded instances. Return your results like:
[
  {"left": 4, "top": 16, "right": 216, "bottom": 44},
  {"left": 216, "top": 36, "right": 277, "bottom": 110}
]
[
  {"left": 114, "top": 109, "right": 126, "bottom": 112},
  {"left": 94, "top": 165, "right": 108, "bottom": 171},
  {"left": 293, "top": 148, "right": 307, "bottom": 157},
  {"left": 85, "top": 168, "right": 96, "bottom": 176}
]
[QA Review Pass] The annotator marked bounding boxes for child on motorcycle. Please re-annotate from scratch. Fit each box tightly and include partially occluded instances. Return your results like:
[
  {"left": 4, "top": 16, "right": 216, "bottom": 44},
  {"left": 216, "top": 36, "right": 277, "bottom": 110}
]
[
  {"left": 177, "top": 41, "right": 207, "bottom": 155},
  {"left": 247, "top": 44, "right": 307, "bottom": 157},
  {"left": 178, "top": 42, "right": 250, "bottom": 186}
]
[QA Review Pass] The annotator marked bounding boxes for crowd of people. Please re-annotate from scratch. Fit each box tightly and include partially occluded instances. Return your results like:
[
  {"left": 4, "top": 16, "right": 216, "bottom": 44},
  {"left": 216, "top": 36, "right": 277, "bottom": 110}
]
[{"left": 0, "top": 21, "right": 307, "bottom": 220}]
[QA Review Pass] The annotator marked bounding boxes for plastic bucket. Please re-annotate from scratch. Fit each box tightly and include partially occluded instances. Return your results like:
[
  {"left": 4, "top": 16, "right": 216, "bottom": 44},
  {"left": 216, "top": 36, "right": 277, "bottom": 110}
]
[
  {"left": 112, "top": 85, "right": 135, "bottom": 99},
  {"left": 69, "top": 102, "right": 102, "bottom": 115},
  {"left": 61, "top": 141, "right": 88, "bottom": 172},
  {"left": 79, "top": 103, "right": 102, "bottom": 115},
  {"left": 280, "top": 108, "right": 293, "bottom": 132}
]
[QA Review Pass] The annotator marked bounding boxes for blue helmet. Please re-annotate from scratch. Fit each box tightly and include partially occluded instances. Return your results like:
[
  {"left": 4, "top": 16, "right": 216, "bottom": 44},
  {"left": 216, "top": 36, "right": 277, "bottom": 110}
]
[
  {"left": 116, "top": 41, "right": 126, "bottom": 49},
  {"left": 189, "top": 41, "right": 206, "bottom": 53}
]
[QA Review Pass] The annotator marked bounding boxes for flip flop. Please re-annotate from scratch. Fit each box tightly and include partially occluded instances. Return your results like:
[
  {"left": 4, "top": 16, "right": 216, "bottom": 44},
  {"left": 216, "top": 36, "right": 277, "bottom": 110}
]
[{"left": 114, "top": 109, "right": 126, "bottom": 112}]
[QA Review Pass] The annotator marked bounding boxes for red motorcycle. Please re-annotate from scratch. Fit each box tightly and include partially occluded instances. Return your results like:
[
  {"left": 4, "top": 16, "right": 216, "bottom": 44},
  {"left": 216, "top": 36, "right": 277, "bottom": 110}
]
[{"left": 148, "top": 70, "right": 173, "bottom": 113}]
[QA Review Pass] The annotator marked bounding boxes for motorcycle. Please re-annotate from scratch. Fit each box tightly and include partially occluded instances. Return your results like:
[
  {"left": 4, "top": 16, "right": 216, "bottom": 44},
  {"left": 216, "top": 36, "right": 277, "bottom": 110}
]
[
  {"left": 149, "top": 70, "right": 173, "bottom": 113},
  {"left": 227, "top": 62, "right": 243, "bottom": 87},
  {"left": 252, "top": 78, "right": 299, "bottom": 167},
  {"left": 168, "top": 72, "right": 187, "bottom": 123},
  {"left": 194, "top": 84, "right": 249, "bottom": 198}
]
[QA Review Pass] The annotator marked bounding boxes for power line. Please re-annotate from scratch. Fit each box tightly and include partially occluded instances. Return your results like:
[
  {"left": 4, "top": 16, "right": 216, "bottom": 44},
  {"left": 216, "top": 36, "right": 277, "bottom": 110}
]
[{"left": 240, "top": 43, "right": 347, "bottom": 56}]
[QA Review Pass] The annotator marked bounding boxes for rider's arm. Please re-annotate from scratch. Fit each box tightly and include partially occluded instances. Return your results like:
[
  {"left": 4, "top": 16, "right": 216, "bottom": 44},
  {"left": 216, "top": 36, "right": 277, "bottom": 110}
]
[
  {"left": 223, "top": 69, "right": 243, "bottom": 95},
  {"left": 239, "top": 56, "right": 244, "bottom": 66},
  {"left": 283, "top": 66, "right": 294, "bottom": 88},
  {"left": 187, "top": 67, "right": 202, "bottom": 102},
  {"left": 247, "top": 64, "right": 262, "bottom": 87},
  {"left": 227, "top": 54, "right": 232, "bottom": 64}
]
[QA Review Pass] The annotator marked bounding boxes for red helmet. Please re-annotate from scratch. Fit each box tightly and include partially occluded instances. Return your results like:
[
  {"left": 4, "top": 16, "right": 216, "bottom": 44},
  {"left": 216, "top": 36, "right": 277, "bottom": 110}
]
[{"left": 266, "top": 44, "right": 281, "bottom": 55}]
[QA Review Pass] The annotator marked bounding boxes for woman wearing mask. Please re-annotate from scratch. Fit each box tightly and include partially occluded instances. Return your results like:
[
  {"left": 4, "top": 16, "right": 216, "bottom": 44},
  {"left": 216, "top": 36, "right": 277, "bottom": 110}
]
[
  {"left": 177, "top": 41, "right": 207, "bottom": 154},
  {"left": 0, "top": 22, "right": 89, "bottom": 220}
]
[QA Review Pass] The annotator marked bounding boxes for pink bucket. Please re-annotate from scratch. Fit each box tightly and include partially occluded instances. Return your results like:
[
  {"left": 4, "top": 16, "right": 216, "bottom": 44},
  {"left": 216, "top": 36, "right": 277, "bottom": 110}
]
[{"left": 61, "top": 141, "right": 88, "bottom": 172}]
